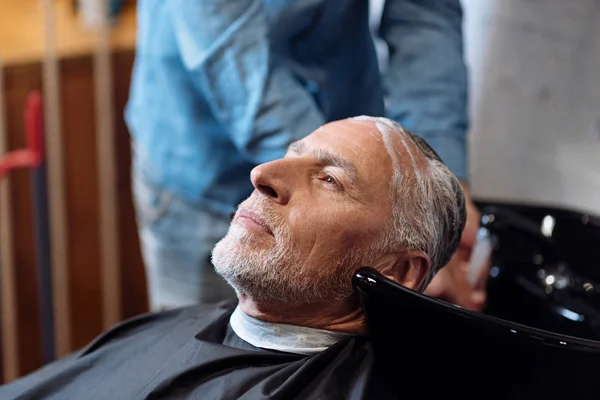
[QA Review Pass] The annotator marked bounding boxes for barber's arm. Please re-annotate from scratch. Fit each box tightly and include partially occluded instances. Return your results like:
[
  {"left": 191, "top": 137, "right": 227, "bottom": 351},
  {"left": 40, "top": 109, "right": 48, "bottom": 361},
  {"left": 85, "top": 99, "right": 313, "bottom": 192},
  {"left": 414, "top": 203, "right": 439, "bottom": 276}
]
[
  {"left": 379, "top": 0, "right": 487, "bottom": 310},
  {"left": 169, "top": 0, "right": 325, "bottom": 164}
]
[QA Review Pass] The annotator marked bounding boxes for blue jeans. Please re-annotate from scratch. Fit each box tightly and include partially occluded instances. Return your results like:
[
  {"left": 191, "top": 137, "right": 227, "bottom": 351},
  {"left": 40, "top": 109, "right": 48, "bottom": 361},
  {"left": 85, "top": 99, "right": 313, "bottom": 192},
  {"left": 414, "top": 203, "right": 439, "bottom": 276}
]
[{"left": 132, "top": 150, "right": 236, "bottom": 311}]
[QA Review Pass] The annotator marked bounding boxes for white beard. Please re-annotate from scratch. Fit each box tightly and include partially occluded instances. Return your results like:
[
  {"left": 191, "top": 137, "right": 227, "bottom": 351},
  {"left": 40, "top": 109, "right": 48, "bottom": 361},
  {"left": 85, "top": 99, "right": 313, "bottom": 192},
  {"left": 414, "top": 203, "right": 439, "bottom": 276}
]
[
  {"left": 212, "top": 202, "right": 369, "bottom": 305},
  {"left": 212, "top": 220, "right": 315, "bottom": 304}
]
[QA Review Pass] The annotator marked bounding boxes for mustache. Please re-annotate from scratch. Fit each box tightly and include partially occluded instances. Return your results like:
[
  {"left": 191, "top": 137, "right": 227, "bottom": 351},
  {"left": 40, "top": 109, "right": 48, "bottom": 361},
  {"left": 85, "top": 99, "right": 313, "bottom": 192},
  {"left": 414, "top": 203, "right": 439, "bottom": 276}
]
[{"left": 236, "top": 195, "right": 286, "bottom": 235}]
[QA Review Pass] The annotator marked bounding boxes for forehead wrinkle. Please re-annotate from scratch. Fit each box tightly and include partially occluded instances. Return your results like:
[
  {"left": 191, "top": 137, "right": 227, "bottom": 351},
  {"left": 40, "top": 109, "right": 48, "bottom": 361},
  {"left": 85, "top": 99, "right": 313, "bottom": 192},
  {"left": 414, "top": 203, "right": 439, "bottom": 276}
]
[
  {"left": 332, "top": 122, "right": 371, "bottom": 144},
  {"left": 347, "top": 119, "right": 384, "bottom": 141},
  {"left": 339, "top": 122, "right": 367, "bottom": 134},
  {"left": 317, "top": 125, "right": 368, "bottom": 158}
]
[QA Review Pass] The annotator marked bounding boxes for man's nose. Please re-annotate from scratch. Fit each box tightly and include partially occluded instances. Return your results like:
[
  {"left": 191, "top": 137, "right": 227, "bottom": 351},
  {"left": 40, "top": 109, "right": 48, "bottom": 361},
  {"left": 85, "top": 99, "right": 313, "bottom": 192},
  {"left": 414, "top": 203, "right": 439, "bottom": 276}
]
[{"left": 250, "top": 160, "right": 293, "bottom": 205}]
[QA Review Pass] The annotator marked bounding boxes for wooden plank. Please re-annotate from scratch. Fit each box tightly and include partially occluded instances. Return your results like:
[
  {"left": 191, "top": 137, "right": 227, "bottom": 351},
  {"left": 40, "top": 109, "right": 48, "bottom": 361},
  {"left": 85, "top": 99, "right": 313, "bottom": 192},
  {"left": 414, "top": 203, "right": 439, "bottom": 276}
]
[
  {"left": 0, "top": 53, "right": 20, "bottom": 383},
  {"left": 94, "top": 4, "right": 122, "bottom": 329},
  {"left": 42, "top": 0, "right": 71, "bottom": 357},
  {"left": 59, "top": 56, "right": 102, "bottom": 350},
  {"left": 112, "top": 50, "right": 148, "bottom": 319},
  {"left": 3, "top": 63, "right": 44, "bottom": 378}
]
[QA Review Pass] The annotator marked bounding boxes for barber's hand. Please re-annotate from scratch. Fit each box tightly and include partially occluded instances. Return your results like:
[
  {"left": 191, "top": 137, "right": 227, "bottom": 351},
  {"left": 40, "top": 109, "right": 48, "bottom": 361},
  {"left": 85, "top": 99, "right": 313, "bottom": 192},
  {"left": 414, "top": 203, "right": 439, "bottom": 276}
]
[{"left": 424, "top": 183, "right": 489, "bottom": 312}]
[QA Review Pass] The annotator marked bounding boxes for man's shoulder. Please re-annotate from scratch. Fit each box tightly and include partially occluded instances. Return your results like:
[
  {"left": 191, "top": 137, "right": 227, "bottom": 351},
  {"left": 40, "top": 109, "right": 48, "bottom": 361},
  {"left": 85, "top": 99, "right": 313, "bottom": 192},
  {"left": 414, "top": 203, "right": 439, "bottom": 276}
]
[
  {"left": 79, "top": 300, "right": 238, "bottom": 357},
  {"left": 0, "top": 302, "right": 240, "bottom": 398}
]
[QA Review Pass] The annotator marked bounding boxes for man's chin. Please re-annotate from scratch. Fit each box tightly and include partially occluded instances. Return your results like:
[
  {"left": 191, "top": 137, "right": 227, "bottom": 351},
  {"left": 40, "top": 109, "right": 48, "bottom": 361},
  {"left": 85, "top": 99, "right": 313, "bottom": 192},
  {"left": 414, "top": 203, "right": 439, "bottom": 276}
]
[{"left": 212, "top": 231, "right": 270, "bottom": 279}]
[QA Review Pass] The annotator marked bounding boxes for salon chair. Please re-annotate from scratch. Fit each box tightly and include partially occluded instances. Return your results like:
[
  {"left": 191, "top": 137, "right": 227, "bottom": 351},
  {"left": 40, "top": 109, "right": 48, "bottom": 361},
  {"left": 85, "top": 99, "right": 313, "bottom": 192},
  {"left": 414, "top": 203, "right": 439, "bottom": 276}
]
[{"left": 354, "top": 267, "right": 600, "bottom": 399}]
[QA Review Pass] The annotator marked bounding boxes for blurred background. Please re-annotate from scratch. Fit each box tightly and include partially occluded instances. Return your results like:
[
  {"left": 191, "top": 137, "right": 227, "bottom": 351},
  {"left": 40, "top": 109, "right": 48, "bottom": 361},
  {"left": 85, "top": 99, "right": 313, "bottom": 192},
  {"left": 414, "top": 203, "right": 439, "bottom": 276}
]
[
  {"left": 0, "top": 0, "right": 144, "bottom": 382},
  {"left": 0, "top": 0, "right": 598, "bottom": 383}
]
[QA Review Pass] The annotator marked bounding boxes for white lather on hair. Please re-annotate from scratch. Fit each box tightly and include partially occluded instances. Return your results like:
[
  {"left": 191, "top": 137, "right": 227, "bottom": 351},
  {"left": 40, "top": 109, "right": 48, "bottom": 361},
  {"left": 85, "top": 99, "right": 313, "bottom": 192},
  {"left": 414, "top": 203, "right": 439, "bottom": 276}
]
[{"left": 350, "top": 116, "right": 465, "bottom": 290}]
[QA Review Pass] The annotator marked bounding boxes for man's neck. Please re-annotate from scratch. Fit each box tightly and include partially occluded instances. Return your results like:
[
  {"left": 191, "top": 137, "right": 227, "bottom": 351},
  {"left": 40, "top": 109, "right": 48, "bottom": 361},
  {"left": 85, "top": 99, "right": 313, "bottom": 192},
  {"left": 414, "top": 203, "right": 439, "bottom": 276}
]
[{"left": 237, "top": 294, "right": 367, "bottom": 335}]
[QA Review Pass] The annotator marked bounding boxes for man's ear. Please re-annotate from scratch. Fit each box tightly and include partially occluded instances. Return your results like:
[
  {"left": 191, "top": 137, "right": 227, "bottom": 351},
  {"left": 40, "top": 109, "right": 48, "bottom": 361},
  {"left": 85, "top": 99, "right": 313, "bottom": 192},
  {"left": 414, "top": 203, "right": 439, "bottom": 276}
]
[{"left": 373, "top": 252, "right": 431, "bottom": 291}]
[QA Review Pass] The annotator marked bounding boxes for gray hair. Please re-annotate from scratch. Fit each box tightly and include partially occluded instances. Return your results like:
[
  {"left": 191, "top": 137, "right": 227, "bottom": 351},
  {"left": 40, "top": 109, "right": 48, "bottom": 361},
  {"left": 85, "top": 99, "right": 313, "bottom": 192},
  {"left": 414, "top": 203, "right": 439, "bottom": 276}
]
[{"left": 354, "top": 117, "right": 466, "bottom": 291}]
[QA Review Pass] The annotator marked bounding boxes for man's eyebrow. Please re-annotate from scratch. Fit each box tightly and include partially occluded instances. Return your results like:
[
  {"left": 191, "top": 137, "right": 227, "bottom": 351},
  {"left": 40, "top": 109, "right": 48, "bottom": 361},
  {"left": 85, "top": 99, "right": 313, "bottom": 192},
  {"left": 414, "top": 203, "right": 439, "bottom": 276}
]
[{"left": 288, "top": 141, "right": 358, "bottom": 182}]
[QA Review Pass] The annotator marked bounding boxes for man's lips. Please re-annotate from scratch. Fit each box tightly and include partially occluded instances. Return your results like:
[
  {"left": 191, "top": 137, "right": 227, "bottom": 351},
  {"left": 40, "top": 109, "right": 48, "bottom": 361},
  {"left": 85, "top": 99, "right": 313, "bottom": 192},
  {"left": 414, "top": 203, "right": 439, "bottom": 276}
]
[{"left": 235, "top": 209, "right": 274, "bottom": 236}]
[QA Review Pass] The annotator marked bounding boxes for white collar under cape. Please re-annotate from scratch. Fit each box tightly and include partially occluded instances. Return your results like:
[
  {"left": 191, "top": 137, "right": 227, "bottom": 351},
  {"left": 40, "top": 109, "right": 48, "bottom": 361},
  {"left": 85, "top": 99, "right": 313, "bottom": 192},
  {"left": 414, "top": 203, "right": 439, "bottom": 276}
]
[{"left": 229, "top": 305, "right": 353, "bottom": 355}]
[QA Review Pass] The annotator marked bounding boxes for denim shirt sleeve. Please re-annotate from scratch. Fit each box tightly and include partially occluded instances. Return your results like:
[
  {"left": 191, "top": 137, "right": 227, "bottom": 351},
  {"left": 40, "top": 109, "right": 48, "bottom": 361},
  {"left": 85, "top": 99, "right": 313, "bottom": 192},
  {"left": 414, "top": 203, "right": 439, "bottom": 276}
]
[
  {"left": 379, "top": 0, "right": 469, "bottom": 182},
  {"left": 169, "top": 0, "right": 325, "bottom": 164}
]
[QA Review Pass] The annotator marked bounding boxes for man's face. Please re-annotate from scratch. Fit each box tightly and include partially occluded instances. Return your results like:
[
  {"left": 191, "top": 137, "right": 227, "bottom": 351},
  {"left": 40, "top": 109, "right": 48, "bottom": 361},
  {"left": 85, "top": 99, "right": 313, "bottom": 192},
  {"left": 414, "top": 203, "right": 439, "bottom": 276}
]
[{"left": 212, "top": 120, "right": 398, "bottom": 304}]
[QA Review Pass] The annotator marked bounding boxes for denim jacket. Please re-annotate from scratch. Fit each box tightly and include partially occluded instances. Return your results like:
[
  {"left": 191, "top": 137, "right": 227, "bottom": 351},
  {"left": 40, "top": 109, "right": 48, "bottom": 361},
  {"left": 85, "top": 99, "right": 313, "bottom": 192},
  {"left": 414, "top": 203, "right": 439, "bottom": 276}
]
[{"left": 126, "top": 0, "right": 468, "bottom": 215}]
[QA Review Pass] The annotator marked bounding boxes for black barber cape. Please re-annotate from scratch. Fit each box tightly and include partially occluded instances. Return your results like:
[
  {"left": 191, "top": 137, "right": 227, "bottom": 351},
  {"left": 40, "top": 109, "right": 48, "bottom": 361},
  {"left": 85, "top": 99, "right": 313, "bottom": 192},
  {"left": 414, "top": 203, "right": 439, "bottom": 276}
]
[{"left": 0, "top": 302, "right": 395, "bottom": 399}]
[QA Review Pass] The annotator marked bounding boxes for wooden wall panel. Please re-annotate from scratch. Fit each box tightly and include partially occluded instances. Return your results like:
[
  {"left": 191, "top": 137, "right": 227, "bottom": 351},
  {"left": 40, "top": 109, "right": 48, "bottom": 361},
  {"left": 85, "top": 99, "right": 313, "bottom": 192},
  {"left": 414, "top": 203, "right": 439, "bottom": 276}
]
[
  {"left": 59, "top": 56, "right": 103, "bottom": 350},
  {"left": 1, "top": 49, "right": 146, "bottom": 378},
  {"left": 0, "top": 58, "right": 19, "bottom": 382},
  {"left": 3, "top": 63, "right": 44, "bottom": 376},
  {"left": 112, "top": 50, "right": 148, "bottom": 319}
]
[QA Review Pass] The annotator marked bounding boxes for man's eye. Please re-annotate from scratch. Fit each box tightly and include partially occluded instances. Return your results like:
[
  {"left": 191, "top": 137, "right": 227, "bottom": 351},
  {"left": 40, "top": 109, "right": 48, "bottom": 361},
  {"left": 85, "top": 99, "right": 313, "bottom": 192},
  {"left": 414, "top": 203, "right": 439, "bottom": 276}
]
[
  {"left": 315, "top": 172, "right": 343, "bottom": 191},
  {"left": 323, "top": 175, "right": 341, "bottom": 189}
]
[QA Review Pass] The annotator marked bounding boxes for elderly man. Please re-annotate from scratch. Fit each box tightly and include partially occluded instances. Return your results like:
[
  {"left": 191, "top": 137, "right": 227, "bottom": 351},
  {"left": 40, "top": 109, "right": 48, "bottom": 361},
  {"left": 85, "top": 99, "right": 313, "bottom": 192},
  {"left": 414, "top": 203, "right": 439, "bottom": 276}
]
[
  {"left": 0, "top": 117, "right": 465, "bottom": 399},
  {"left": 128, "top": 0, "right": 477, "bottom": 311}
]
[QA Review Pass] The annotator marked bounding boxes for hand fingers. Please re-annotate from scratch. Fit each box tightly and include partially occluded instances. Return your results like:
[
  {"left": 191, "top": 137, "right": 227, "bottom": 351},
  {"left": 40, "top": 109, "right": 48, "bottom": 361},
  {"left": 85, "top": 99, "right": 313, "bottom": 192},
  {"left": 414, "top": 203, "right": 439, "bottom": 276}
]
[
  {"left": 460, "top": 201, "right": 481, "bottom": 249},
  {"left": 469, "top": 290, "right": 487, "bottom": 312},
  {"left": 423, "top": 268, "right": 448, "bottom": 298},
  {"left": 473, "top": 256, "right": 491, "bottom": 291},
  {"left": 459, "top": 183, "right": 480, "bottom": 249}
]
